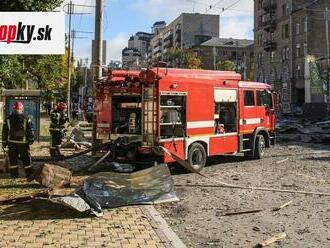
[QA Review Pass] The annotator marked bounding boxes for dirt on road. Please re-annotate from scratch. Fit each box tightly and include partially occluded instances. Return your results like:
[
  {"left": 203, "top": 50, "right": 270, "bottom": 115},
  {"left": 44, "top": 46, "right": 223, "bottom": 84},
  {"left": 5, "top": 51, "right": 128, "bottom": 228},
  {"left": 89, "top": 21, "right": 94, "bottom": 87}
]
[{"left": 156, "top": 142, "right": 330, "bottom": 248}]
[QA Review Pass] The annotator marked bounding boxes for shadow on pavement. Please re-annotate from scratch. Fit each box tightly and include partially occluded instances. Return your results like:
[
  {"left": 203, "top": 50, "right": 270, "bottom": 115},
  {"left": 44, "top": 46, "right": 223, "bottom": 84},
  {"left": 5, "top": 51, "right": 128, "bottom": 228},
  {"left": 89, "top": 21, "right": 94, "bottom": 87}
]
[
  {"left": 0, "top": 199, "right": 91, "bottom": 220},
  {"left": 169, "top": 155, "right": 247, "bottom": 176},
  {"left": 0, "top": 183, "right": 43, "bottom": 190},
  {"left": 305, "top": 156, "right": 330, "bottom": 162}
]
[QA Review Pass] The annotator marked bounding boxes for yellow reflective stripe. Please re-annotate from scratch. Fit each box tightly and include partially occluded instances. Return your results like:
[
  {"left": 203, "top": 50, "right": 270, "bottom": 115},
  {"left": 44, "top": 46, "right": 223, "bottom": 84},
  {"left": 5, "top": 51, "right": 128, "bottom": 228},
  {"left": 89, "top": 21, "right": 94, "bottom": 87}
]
[
  {"left": 23, "top": 118, "right": 27, "bottom": 143},
  {"left": 7, "top": 119, "right": 10, "bottom": 142},
  {"left": 24, "top": 165, "right": 33, "bottom": 169},
  {"left": 49, "top": 128, "right": 62, "bottom": 131},
  {"left": 8, "top": 140, "right": 28, "bottom": 144},
  {"left": 9, "top": 165, "right": 18, "bottom": 169}
]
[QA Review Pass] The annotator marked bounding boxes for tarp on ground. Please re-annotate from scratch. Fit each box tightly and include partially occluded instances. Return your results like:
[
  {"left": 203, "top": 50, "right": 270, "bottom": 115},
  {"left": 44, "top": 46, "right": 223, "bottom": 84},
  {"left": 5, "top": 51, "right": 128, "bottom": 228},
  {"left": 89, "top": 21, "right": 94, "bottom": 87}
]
[{"left": 49, "top": 164, "right": 178, "bottom": 216}]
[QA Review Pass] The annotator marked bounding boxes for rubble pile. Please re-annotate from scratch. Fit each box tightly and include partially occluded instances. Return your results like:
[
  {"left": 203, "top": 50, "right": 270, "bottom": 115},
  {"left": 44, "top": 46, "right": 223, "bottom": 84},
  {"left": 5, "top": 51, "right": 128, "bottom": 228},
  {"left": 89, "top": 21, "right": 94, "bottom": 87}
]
[
  {"left": 61, "top": 128, "right": 92, "bottom": 149},
  {"left": 277, "top": 117, "right": 330, "bottom": 143}
]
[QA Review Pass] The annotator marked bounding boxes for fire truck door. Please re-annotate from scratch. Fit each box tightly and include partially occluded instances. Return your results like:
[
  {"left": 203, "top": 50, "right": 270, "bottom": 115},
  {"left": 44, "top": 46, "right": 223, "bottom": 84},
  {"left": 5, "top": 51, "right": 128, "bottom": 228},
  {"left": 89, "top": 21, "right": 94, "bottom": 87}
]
[
  {"left": 240, "top": 89, "right": 257, "bottom": 134},
  {"left": 256, "top": 90, "right": 274, "bottom": 129}
]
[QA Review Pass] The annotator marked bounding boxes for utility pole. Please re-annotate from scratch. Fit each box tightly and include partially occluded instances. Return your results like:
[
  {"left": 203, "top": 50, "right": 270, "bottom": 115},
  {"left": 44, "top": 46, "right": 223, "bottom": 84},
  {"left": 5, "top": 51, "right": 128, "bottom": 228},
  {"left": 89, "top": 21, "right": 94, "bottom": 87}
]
[
  {"left": 93, "top": 0, "right": 104, "bottom": 145},
  {"left": 325, "top": 7, "right": 330, "bottom": 113},
  {"left": 94, "top": 0, "right": 104, "bottom": 80},
  {"left": 67, "top": 0, "right": 73, "bottom": 120}
]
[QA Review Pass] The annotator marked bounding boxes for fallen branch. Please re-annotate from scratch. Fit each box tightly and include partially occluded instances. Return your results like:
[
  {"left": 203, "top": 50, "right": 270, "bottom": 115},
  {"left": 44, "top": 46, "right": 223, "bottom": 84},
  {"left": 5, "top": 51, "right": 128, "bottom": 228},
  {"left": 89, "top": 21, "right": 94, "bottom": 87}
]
[
  {"left": 276, "top": 158, "right": 289, "bottom": 164},
  {"left": 256, "top": 232, "right": 287, "bottom": 247},
  {"left": 273, "top": 200, "right": 292, "bottom": 211},
  {"left": 223, "top": 209, "right": 262, "bottom": 216}
]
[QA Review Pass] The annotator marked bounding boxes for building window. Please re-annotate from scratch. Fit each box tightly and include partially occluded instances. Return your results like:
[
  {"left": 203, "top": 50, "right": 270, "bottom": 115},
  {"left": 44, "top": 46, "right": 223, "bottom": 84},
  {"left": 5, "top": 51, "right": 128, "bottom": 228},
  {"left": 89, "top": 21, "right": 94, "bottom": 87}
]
[
  {"left": 282, "top": 24, "right": 289, "bottom": 39},
  {"left": 296, "top": 44, "right": 301, "bottom": 57},
  {"left": 303, "top": 42, "right": 308, "bottom": 55},
  {"left": 286, "top": 48, "right": 290, "bottom": 59},
  {"left": 258, "top": 16, "right": 262, "bottom": 27},
  {"left": 271, "top": 51, "right": 276, "bottom": 62},
  {"left": 258, "top": 34, "right": 263, "bottom": 46},
  {"left": 282, "top": 48, "right": 286, "bottom": 60},
  {"left": 304, "top": 16, "right": 308, "bottom": 32},
  {"left": 258, "top": 53, "right": 263, "bottom": 66},
  {"left": 270, "top": 32, "right": 275, "bottom": 40},
  {"left": 296, "top": 23, "right": 300, "bottom": 35},
  {"left": 258, "top": 0, "right": 262, "bottom": 10},
  {"left": 282, "top": 3, "right": 290, "bottom": 17},
  {"left": 244, "top": 91, "right": 255, "bottom": 106},
  {"left": 296, "top": 65, "right": 302, "bottom": 79}
]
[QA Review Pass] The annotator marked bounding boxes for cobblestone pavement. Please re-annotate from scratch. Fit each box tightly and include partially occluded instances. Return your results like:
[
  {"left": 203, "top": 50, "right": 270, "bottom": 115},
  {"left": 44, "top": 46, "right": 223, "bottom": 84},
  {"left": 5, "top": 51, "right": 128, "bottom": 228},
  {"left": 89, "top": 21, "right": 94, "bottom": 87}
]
[
  {"left": 0, "top": 200, "right": 179, "bottom": 248},
  {"left": 0, "top": 123, "right": 186, "bottom": 248}
]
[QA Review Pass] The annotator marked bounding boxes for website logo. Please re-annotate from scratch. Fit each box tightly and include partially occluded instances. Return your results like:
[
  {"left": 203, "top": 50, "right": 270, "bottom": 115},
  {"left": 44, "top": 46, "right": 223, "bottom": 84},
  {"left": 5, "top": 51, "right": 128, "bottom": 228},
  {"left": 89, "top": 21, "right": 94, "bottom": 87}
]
[{"left": 0, "top": 12, "right": 65, "bottom": 55}]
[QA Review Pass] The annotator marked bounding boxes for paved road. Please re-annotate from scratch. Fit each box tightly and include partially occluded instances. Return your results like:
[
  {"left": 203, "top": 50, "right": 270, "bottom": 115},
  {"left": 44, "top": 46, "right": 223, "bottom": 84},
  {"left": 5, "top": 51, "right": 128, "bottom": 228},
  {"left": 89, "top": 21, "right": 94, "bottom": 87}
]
[{"left": 156, "top": 142, "right": 330, "bottom": 248}]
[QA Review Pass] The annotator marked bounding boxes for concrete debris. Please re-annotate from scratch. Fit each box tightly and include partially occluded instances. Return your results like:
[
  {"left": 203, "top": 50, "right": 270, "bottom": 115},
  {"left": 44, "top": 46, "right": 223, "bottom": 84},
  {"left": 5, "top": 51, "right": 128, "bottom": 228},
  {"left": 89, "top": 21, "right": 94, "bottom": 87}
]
[
  {"left": 277, "top": 117, "right": 330, "bottom": 144},
  {"left": 273, "top": 200, "right": 292, "bottom": 211},
  {"left": 276, "top": 158, "right": 289, "bottom": 164},
  {"left": 108, "top": 162, "right": 135, "bottom": 173},
  {"left": 87, "top": 161, "right": 136, "bottom": 173},
  {"left": 255, "top": 232, "right": 287, "bottom": 247},
  {"left": 61, "top": 128, "right": 92, "bottom": 149},
  {"left": 29, "top": 164, "right": 72, "bottom": 188}
]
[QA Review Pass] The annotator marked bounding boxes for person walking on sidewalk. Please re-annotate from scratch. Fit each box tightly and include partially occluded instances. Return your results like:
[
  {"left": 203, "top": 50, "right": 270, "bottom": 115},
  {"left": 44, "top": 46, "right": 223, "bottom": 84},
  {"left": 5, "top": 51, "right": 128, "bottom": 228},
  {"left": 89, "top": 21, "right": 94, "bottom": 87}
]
[
  {"left": 2, "top": 101, "right": 35, "bottom": 179},
  {"left": 49, "top": 102, "right": 69, "bottom": 157}
]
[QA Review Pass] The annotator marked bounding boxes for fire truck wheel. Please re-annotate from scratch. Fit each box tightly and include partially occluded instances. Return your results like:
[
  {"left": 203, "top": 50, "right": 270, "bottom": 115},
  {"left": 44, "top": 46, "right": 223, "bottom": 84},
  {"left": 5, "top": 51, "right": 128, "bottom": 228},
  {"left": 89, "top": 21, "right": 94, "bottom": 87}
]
[
  {"left": 188, "top": 143, "right": 207, "bottom": 172},
  {"left": 255, "top": 134, "right": 266, "bottom": 159}
]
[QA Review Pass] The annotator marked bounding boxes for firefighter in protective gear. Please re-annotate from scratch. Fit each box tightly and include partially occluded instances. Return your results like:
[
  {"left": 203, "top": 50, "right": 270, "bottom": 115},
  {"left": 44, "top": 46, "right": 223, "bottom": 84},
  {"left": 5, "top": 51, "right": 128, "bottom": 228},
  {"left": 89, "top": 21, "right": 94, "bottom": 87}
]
[
  {"left": 2, "top": 101, "right": 35, "bottom": 178},
  {"left": 49, "top": 102, "right": 69, "bottom": 157}
]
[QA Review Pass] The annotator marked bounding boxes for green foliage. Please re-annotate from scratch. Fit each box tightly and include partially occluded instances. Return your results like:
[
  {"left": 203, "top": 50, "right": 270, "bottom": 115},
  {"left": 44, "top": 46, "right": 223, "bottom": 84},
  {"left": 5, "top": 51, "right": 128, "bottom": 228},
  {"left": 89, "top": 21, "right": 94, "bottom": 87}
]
[
  {"left": 163, "top": 48, "right": 202, "bottom": 69},
  {"left": 217, "top": 60, "right": 236, "bottom": 71},
  {"left": 0, "top": 56, "right": 24, "bottom": 88},
  {"left": 0, "top": 0, "right": 63, "bottom": 11}
]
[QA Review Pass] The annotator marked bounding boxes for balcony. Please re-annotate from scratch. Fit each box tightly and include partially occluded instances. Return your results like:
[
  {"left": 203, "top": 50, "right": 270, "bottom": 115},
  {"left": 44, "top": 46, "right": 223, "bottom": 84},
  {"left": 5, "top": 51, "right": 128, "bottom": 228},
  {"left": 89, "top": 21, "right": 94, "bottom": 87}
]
[
  {"left": 262, "top": 14, "right": 277, "bottom": 32},
  {"left": 263, "top": 40, "right": 277, "bottom": 52},
  {"left": 163, "top": 33, "right": 173, "bottom": 42},
  {"left": 262, "top": 0, "right": 277, "bottom": 12},
  {"left": 163, "top": 39, "right": 173, "bottom": 49}
]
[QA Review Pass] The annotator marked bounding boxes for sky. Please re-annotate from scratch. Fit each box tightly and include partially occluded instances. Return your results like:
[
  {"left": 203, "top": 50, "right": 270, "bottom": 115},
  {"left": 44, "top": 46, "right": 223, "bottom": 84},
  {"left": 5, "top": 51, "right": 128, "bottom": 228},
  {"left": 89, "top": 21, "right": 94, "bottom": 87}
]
[{"left": 59, "top": 0, "right": 254, "bottom": 65}]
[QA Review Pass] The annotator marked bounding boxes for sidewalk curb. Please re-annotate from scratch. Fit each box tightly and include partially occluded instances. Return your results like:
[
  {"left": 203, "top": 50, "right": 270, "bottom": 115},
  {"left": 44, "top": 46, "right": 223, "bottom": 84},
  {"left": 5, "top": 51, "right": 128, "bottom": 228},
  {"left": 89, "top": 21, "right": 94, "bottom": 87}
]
[{"left": 141, "top": 205, "right": 187, "bottom": 248}]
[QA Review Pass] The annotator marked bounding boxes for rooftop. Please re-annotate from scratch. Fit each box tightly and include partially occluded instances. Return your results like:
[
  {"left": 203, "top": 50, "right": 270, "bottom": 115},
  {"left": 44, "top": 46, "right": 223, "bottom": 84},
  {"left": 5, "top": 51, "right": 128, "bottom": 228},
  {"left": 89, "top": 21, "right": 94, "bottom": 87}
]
[{"left": 200, "top": 38, "right": 254, "bottom": 48}]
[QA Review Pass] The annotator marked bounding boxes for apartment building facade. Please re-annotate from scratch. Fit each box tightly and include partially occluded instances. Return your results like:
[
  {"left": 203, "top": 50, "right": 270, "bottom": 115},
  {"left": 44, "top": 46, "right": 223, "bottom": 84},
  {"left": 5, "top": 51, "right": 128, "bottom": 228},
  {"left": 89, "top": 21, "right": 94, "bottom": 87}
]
[
  {"left": 254, "top": 0, "right": 330, "bottom": 113},
  {"left": 150, "top": 13, "right": 220, "bottom": 62},
  {"left": 197, "top": 38, "right": 254, "bottom": 80},
  {"left": 122, "top": 31, "right": 154, "bottom": 69}
]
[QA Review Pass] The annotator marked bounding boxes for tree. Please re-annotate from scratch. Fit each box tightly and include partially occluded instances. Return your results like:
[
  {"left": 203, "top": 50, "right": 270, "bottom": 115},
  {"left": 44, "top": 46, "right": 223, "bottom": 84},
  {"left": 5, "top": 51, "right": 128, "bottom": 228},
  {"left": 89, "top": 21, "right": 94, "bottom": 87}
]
[
  {"left": 217, "top": 60, "right": 236, "bottom": 71},
  {"left": 185, "top": 51, "right": 202, "bottom": 69},
  {"left": 162, "top": 48, "right": 202, "bottom": 69},
  {"left": 0, "top": 0, "right": 63, "bottom": 11}
]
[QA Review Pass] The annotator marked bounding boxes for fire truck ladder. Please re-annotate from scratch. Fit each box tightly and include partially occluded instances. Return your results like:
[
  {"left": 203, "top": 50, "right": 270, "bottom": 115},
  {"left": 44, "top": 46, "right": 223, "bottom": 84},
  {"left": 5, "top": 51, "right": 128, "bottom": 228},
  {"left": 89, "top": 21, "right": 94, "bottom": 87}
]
[{"left": 141, "top": 84, "right": 157, "bottom": 146}]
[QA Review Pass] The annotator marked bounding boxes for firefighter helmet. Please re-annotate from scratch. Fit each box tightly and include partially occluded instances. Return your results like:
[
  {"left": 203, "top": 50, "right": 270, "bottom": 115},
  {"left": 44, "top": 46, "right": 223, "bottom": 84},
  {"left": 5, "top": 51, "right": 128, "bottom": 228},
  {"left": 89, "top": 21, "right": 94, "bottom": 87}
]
[
  {"left": 56, "top": 102, "right": 67, "bottom": 111},
  {"left": 13, "top": 101, "right": 24, "bottom": 111}
]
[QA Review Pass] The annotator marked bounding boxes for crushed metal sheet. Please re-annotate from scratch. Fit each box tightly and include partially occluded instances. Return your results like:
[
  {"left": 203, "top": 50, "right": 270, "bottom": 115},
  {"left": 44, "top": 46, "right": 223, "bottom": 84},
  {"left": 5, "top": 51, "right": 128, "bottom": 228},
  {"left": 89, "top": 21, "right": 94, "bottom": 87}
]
[{"left": 49, "top": 164, "right": 178, "bottom": 216}]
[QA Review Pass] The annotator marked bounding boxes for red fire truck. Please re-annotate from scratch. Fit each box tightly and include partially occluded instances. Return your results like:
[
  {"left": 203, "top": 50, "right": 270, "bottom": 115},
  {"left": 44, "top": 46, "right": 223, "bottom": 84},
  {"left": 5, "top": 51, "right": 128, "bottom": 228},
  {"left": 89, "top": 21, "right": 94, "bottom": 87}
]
[{"left": 95, "top": 68, "right": 276, "bottom": 171}]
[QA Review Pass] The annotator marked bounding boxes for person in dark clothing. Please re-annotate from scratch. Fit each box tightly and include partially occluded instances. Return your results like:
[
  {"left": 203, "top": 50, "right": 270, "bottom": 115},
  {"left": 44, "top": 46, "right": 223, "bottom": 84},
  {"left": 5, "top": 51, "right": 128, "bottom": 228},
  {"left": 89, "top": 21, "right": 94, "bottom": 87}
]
[
  {"left": 46, "top": 101, "right": 52, "bottom": 115},
  {"left": 49, "top": 102, "right": 69, "bottom": 157},
  {"left": 2, "top": 101, "right": 35, "bottom": 179}
]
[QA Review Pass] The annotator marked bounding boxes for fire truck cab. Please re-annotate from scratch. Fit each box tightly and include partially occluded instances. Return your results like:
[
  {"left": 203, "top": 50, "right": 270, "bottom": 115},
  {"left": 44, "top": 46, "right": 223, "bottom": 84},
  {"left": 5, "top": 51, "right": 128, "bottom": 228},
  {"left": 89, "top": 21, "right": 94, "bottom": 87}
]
[{"left": 95, "top": 68, "right": 276, "bottom": 171}]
